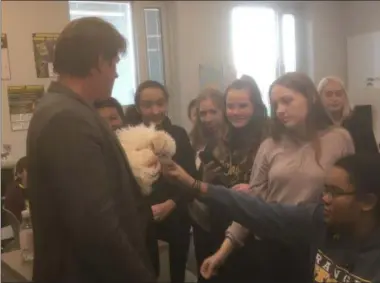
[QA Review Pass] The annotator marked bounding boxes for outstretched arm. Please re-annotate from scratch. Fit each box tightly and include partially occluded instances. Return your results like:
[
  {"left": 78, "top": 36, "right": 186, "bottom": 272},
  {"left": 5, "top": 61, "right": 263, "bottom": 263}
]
[{"left": 199, "top": 184, "right": 321, "bottom": 245}]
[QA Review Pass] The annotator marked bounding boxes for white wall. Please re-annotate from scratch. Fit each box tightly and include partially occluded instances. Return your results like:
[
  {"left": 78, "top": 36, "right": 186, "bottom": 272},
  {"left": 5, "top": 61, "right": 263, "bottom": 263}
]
[
  {"left": 345, "top": 1, "right": 380, "bottom": 143},
  {"left": 345, "top": 1, "right": 380, "bottom": 37},
  {"left": 302, "top": 1, "right": 347, "bottom": 83},
  {"left": 170, "top": 1, "right": 349, "bottom": 130},
  {"left": 1, "top": 1, "right": 69, "bottom": 161}
]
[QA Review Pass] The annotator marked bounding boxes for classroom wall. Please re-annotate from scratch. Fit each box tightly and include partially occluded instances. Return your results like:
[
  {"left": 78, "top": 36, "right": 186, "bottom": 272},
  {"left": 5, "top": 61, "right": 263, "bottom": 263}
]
[
  {"left": 171, "top": 1, "right": 348, "bottom": 130},
  {"left": 1, "top": 1, "right": 379, "bottom": 159},
  {"left": 344, "top": 1, "right": 380, "bottom": 143},
  {"left": 345, "top": 1, "right": 380, "bottom": 37},
  {"left": 1, "top": 1, "right": 70, "bottom": 161}
]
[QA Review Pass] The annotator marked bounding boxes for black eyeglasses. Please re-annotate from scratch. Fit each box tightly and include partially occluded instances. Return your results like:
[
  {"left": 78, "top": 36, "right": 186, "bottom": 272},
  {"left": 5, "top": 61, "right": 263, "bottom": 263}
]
[{"left": 323, "top": 185, "right": 356, "bottom": 199}]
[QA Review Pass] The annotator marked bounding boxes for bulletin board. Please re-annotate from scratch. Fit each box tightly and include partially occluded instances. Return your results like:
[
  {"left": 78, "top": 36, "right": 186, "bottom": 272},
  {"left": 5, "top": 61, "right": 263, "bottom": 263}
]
[
  {"left": 7, "top": 85, "right": 44, "bottom": 131},
  {"left": 32, "top": 33, "right": 59, "bottom": 78}
]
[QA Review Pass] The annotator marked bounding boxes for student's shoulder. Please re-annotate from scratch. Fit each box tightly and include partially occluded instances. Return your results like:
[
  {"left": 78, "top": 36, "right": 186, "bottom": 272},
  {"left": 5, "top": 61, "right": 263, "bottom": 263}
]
[
  {"left": 258, "top": 137, "right": 277, "bottom": 151},
  {"left": 168, "top": 124, "right": 190, "bottom": 141},
  {"left": 322, "top": 126, "right": 352, "bottom": 143}
]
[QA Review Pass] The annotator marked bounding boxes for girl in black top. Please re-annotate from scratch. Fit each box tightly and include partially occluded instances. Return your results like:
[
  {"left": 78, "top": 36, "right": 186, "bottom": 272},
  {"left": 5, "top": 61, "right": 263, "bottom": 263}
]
[
  {"left": 130, "top": 80, "right": 197, "bottom": 283},
  {"left": 199, "top": 78, "right": 269, "bottom": 282}
]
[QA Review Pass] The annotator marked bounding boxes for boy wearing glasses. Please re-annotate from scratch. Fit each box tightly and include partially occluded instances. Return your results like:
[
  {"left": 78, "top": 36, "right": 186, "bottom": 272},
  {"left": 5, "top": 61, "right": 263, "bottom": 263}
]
[{"left": 164, "top": 154, "right": 380, "bottom": 283}]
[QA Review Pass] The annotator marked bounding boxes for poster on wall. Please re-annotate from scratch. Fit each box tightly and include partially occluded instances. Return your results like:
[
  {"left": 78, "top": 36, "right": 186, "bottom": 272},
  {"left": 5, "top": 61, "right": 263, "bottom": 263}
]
[
  {"left": 32, "top": 33, "right": 59, "bottom": 78},
  {"left": 7, "top": 85, "right": 44, "bottom": 131},
  {"left": 2, "top": 33, "right": 11, "bottom": 80},
  {"left": 199, "top": 64, "right": 224, "bottom": 91}
]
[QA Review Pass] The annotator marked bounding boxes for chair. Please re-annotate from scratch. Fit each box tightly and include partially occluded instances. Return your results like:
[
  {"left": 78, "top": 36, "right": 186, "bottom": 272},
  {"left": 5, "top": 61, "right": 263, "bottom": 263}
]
[{"left": 1, "top": 207, "right": 20, "bottom": 252}]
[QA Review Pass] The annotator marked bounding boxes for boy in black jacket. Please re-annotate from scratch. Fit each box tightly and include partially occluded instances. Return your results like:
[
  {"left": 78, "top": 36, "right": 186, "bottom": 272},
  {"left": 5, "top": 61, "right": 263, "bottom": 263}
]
[{"left": 165, "top": 154, "right": 380, "bottom": 283}]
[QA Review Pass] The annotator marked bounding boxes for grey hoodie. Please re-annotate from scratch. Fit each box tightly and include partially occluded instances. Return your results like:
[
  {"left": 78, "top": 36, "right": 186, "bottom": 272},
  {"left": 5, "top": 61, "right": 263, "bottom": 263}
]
[{"left": 203, "top": 185, "right": 380, "bottom": 283}]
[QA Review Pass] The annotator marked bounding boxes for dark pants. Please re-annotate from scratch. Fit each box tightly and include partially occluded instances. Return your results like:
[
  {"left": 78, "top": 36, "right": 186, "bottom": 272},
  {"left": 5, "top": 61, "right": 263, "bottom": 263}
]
[
  {"left": 146, "top": 219, "right": 160, "bottom": 278},
  {"left": 206, "top": 204, "right": 311, "bottom": 282},
  {"left": 215, "top": 238, "right": 311, "bottom": 283},
  {"left": 191, "top": 223, "right": 214, "bottom": 282},
  {"left": 155, "top": 209, "right": 191, "bottom": 283}
]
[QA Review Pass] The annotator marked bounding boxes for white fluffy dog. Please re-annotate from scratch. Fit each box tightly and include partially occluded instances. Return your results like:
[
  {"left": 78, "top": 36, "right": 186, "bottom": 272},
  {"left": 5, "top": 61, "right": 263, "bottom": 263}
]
[{"left": 117, "top": 124, "right": 176, "bottom": 195}]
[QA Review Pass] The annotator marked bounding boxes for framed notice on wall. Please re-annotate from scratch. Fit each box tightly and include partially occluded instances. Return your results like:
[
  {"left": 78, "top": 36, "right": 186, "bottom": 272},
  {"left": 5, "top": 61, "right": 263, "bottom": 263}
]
[
  {"left": 7, "top": 85, "right": 44, "bottom": 131},
  {"left": 2, "top": 33, "right": 11, "bottom": 80},
  {"left": 199, "top": 64, "right": 224, "bottom": 91},
  {"left": 32, "top": 33, "right": 59, "bottom": 78}
]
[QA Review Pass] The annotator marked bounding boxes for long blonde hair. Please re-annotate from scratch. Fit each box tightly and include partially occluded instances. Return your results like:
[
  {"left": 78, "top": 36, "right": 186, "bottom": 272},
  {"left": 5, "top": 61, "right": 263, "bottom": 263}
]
[
  {"left": 189, "top": 88, "right": 226, "bottom": 151},
  {"left": 317, "top": 76, "right": 352, "bottom": 125}
]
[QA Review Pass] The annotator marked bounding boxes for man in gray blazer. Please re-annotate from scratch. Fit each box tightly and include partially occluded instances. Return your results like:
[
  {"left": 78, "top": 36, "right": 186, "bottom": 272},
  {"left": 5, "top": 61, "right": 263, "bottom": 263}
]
[{"left": 27, "top": 17, "right": 156, "bottom": 283}]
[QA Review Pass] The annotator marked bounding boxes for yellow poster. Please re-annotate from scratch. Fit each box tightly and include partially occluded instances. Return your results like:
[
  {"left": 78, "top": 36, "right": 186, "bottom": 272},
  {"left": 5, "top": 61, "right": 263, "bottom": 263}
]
[
  {"left": 7, "top": 85, "right": 44, "bottom": 131},
  {"left": 32, "top": 33, "right": 59, "bottom": 78}
]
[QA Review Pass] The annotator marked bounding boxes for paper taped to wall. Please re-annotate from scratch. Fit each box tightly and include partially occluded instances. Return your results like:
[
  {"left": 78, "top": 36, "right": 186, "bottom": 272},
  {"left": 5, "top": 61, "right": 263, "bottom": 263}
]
[
  {"left": 2, "top": 33, "right": 11, "bottom": 80},
  {"left": 7, "top": 85, "right": 44, "bottom": 131}
]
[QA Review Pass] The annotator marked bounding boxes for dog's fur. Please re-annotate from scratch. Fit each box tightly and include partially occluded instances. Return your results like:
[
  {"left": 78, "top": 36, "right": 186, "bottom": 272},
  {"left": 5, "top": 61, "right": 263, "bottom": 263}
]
[{"left": 117, "top": 124, "right": 176, "bottom": 195}]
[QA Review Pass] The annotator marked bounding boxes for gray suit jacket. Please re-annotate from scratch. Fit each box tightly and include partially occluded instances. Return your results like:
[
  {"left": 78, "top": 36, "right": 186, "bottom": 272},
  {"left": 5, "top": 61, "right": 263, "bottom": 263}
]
[{"left": 27, "top": 82, "right": 155, "bottom": 283}]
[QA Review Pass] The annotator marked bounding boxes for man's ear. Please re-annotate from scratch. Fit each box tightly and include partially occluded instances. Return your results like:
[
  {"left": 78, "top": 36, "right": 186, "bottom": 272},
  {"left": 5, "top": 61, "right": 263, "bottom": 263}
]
[
  {"left": 361, "top": 194, "right": 378, "bottom": 212},
  {"left": 89, "top": 56, "right": 103, "bottom": 76}
]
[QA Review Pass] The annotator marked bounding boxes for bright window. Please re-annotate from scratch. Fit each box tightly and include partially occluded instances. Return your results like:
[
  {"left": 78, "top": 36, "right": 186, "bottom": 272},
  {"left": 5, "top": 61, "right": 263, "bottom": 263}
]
[
  {"left": 231, "top": 6, "right": 297, "bottom": 109},
  {"left": 69, "top": 1, "right": 137, "bottom": 105}
]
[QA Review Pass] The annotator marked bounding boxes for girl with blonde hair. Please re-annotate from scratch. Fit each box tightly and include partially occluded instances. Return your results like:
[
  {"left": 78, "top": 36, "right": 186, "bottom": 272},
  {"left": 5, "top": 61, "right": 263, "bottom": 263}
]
[{"left": 318, "top": 76, "right": 378, "bottom": 153}]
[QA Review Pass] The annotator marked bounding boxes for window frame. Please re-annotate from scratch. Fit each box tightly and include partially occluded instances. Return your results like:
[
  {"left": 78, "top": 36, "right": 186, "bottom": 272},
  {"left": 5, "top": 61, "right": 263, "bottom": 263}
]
[{"left": 131, "top": 1, "right": 171, "bottom": 86}]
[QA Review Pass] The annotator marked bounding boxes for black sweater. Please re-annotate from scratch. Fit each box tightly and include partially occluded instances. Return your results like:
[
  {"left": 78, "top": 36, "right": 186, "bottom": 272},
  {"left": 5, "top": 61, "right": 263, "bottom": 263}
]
[
  {"left": 148, "top": 118, "right": 197, "bottom": 208},
  {"left": 341, "top": 108, "right": 379, "bottom": 154}
]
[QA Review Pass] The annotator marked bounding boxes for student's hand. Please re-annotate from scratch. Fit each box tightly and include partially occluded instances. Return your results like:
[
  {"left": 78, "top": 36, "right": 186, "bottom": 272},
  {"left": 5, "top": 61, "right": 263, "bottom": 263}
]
[
  {"left": 231, "top": 183, "right": 251, "bottom": 193},
  {"left": 161, "top": 160, "right": 195, "bottom": 188},
  {"left": 200, "top": 253, "right": 225, "bottom": 279},
  {"left": 151, "top": 200, "right": 176, "bottom": 222}
]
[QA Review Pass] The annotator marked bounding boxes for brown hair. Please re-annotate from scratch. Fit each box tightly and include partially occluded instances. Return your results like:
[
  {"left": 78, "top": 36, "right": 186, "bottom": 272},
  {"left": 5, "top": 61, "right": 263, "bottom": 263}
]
[
  {"left": 54, "top": 17, "right": 126, "bottom": 77},
  {"left": 15, "top": 156, "right": 27, "bottom": 180},
  {"left": 93, "top": 97, "right": 126, "bottom": 124},
  {"left": 190, "top": 88, "right": 226, "bottom": 151},
  {"left": 187, "top": 98, "right": 197, "bottom": 120},
  {"left": 224, "top": 78, "right": 268, "bottom": 150},
  {"left": 269, "top": 72, "right": 332, "bottom": 163},
  {"left": 134, "top": 80, "right": 169, "bottom": 107},
  {"left": 124, "top": 104, "right": 142, "bottom": 126}
]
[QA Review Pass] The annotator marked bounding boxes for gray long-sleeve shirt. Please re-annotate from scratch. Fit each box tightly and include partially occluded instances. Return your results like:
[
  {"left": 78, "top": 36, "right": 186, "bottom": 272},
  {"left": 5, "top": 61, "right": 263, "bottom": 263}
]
[{"left": 226, "top": 126, "right": 355, "bottom": 245}]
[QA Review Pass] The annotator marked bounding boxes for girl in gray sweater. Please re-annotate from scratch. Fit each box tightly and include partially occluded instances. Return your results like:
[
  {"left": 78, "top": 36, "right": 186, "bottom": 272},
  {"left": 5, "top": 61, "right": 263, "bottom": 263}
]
[{"left": 201, "top": 72, "right": 355, "bottom": 282}]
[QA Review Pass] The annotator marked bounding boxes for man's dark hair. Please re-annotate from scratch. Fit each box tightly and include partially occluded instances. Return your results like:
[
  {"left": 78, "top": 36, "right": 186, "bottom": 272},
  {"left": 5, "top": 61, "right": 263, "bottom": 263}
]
[
  {"left": 15, "top": 156, "right": 27, "bottom": 178},
  {"left": 334, "top": 154, "right": 380, "bottom": 220},
  {"left": 54, "top": 17, "right": 126, "bottom": 77},
  {"left": 94, "top": 97, "right": 126, "bottom": 124}
]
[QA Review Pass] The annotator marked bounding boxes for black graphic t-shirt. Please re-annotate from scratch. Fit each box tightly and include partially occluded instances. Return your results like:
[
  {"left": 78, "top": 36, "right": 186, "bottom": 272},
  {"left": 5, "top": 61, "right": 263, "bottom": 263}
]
[{"left": 314, "top": 250, "right": 371, "bottom": 283}]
